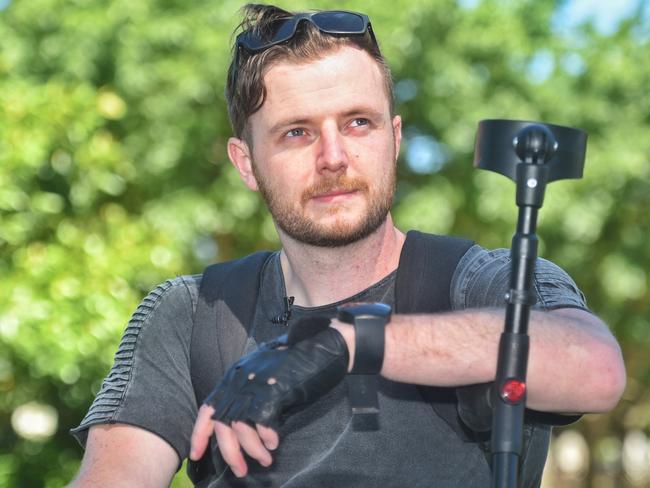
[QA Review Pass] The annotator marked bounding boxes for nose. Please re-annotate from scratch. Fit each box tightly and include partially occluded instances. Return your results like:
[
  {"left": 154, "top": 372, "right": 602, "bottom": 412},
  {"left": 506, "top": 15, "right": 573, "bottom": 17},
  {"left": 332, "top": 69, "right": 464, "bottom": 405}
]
[{"left": 316, "top": 123, "right": 348, "bottom": 174}]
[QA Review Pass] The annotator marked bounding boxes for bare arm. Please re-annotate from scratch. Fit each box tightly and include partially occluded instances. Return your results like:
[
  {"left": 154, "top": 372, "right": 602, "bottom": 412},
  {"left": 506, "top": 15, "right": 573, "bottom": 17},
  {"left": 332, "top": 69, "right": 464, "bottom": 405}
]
[
  {"left": 69, "top": 424, "right": 179, "bottom": 488},
  {"left": 191, "top": 307, "right": 626, "bottom": 477},
  {"left": 332, "top": 307, "right": 626, "bottom": 413}
]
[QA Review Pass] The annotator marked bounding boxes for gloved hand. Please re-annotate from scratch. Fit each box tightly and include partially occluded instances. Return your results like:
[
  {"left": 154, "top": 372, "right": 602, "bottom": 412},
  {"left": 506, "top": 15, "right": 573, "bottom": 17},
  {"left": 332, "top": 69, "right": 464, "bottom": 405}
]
[{"left": 204, "top": 317, "right": 349, "bottom": 429}]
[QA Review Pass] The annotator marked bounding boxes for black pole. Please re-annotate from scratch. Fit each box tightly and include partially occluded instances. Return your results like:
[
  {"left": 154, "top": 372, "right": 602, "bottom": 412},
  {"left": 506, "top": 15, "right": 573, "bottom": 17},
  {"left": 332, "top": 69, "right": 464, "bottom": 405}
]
[
  {"left": 469, "top": 119, "right": 586, "bottom": 487},
  {"left": 490, "top": 125, "right": 556, "bottom": 488}
]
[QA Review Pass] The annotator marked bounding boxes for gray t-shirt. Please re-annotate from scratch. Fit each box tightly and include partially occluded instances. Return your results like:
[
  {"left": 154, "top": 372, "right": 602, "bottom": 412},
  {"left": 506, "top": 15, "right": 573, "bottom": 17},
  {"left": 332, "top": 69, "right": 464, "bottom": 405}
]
[{"left": 71, "top": 245, "right": 588, "bottom": 487}]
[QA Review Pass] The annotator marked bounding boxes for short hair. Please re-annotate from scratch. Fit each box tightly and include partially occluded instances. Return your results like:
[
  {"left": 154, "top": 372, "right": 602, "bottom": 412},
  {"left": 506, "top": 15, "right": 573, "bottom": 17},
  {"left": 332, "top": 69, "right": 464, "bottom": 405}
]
[{"left": 225, "top": 4, "right": 394, "bottom": 142}]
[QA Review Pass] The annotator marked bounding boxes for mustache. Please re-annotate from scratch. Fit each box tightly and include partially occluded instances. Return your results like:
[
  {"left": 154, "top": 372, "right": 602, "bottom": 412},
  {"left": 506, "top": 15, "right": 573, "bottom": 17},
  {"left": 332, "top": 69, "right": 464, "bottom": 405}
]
[{"left": 301, "top": 175, "right": 369, "bottom": 204}]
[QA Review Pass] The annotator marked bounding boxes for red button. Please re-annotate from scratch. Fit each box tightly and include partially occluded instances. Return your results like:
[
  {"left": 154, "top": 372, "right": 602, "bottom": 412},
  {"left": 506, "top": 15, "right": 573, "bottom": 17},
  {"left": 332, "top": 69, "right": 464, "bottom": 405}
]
[{"left": 501, "top": 379, "right": 526, "bottom": 404}]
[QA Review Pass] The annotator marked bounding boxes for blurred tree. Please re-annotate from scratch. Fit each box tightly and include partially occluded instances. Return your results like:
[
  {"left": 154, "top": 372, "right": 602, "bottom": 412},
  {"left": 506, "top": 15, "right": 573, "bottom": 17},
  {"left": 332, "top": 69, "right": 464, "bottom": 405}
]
[{"left": 0, "top": 0, "right": 647, "bottom": 486}]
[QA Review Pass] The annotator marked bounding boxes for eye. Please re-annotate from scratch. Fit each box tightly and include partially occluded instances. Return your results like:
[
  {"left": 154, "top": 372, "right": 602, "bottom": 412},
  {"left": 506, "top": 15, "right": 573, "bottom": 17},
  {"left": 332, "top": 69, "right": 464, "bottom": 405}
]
[
  {"left": 286, "top": 128, "right": 305, "bottom": 137},
  {"left": 350, "top": 118, "right": 370, "bottom": 128}
]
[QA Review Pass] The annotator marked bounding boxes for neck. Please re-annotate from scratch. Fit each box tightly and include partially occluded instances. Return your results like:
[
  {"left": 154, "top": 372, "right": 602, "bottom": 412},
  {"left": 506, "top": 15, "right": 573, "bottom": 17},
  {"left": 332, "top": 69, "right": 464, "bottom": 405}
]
[{"left": 279, "top": 216, "right": 406, "bottom": 307}]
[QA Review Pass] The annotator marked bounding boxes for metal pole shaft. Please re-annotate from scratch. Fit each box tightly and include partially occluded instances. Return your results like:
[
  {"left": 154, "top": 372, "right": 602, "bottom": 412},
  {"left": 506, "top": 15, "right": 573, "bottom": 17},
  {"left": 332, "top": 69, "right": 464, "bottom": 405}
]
[{"left": 491, "top": 161, "right": 549, "bottom": 488}]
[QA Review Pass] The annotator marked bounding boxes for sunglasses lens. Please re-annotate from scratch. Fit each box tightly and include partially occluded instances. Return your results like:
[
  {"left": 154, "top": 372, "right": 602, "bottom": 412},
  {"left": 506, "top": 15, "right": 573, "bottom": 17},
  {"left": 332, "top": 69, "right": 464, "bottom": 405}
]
[
  {"left": 238, "top": 31, "right": 263, "bottom": 51},
  {"left": 238, "top": 18, "right": 295, "bottom": 51},
  {"left": 272, "top": 18, "right": 299, "bottom": 44},
  {"left": 312, "top": 12, "right": 366, "bottom": 33}
]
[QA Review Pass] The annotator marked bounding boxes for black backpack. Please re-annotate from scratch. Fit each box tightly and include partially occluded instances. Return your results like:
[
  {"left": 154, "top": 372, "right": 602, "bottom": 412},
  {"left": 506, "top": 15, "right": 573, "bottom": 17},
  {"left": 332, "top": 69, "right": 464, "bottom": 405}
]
[{"left": 186, "top": 231, "right": 552, "bottom": 487}]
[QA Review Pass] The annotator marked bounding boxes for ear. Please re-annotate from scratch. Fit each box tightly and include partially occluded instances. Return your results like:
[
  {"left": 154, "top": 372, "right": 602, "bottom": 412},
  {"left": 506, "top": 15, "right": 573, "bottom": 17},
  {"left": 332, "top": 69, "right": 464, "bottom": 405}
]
[
  {"left": 392, "top": 115, "right": 402, "bottom": 160},
  {"left": 227, "top": 137, "right": 259, "bottom": 191}
]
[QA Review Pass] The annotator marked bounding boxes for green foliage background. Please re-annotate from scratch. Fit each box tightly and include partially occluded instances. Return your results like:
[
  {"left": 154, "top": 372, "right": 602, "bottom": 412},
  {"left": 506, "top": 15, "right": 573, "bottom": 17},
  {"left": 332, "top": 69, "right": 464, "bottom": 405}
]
[{"left": 0, "top": 0, "right": 648, "bottom": 486}]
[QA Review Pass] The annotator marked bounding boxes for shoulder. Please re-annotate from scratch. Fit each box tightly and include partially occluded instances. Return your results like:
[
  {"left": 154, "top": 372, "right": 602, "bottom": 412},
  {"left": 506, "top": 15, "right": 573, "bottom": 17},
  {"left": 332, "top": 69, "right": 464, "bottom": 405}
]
[
  {"left": 118, "top": 275, "right": 204, "bottom": 333},
  {"left": 140, "top": 274, "right": 202, "bottom": 312},
  {"left": 141, "top": 251, "right": 275, "bottom": 317},
  {"left": 450, "top": 244, "right": 588, "bottom": 311}
]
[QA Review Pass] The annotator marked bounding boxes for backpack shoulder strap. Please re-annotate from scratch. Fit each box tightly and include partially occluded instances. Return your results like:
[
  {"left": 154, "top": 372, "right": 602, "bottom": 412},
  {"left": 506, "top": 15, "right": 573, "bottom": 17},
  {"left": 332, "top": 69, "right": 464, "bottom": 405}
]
[
  {"left": 190, "top": 250, "right": 273, "bottom": 405},
  {"left": 394, "top": 230, "right": 477, "bottom": 442},
  {"left": 395, "top": 230, "right": 474, "bottom": 314},
  {"left": 188, "top": 251, "right": 272, "bottom": 484}
]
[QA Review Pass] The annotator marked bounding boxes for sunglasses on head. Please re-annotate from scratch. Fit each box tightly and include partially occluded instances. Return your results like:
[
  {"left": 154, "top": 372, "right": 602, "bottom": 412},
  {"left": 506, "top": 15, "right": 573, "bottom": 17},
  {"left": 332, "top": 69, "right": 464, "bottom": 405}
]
[{"left": 230, "top": 10, "right": 378, "bottom": 87}]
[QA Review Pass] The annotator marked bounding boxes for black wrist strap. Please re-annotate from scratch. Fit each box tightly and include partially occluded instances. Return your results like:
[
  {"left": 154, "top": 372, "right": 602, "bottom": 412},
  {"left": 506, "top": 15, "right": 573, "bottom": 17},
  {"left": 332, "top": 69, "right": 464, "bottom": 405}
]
[
  {"left": 350, "top": 316, "right": 386, "bottom": 374},
  {"left": 337, "top": 305, "right": 389, "bottom": 427}
]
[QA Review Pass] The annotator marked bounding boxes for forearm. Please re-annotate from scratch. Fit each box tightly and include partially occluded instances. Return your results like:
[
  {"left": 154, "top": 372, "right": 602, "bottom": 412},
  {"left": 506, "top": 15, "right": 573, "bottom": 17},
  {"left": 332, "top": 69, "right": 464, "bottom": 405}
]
[{"left": 333, "top": 307, "right": 626, "bottom": 414}]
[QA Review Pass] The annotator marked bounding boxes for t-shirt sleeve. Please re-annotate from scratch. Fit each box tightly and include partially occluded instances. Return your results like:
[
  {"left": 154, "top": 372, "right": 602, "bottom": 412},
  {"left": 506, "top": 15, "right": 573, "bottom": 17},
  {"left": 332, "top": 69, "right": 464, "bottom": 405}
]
[
  {"left": 450, "top": 245, "right": 589, "bottom": 312},
  {"left": 70, "top": 275, "right": 201, "bottom": 462}
]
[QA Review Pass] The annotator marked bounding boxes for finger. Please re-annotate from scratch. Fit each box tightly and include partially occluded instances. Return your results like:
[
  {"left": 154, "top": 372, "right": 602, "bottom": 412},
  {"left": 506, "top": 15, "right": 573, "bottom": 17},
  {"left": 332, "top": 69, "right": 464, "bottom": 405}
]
[
  {"left": 215, "top": 420, "right": 248, "bottom": 478},
  {"left": 190, "top": 404, "right": 216, "bottom": 460},
  {"left": 232, "top": 421, "right": 273, "bottom": 467},
  {"left": 257, "top": 424, "right": 280, "bottom": 451}
]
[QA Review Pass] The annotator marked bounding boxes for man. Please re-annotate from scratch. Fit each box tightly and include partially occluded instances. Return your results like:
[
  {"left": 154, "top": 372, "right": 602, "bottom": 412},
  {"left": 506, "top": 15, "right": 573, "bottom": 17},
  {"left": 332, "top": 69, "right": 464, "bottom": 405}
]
[{"left": 70, "top": 4, "right": 626, "bottom": 487}]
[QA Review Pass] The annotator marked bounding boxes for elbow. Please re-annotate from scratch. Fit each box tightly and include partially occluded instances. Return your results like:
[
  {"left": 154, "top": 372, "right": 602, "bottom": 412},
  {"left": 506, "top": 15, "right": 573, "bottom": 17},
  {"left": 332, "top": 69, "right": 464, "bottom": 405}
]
[
  {"left": 601, "top": 359, "right": 627, "bottom": 413},
  {"left": 586, "top": 342, "right": 627, "bottom": 413}
]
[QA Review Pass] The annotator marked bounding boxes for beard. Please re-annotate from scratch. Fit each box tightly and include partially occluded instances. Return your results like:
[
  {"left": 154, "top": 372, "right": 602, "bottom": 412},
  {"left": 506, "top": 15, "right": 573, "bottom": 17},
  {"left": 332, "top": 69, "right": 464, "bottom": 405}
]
[{"left": 253, "top": 165, "right": 396, "bottom": 248}]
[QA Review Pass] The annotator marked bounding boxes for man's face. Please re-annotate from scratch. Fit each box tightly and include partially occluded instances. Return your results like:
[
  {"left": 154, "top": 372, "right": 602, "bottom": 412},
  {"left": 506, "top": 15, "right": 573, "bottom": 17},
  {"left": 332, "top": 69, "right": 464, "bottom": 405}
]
[{"left": 231, "top": 45, "right": 402, "bottom": 247}]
